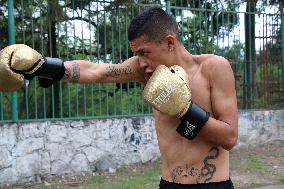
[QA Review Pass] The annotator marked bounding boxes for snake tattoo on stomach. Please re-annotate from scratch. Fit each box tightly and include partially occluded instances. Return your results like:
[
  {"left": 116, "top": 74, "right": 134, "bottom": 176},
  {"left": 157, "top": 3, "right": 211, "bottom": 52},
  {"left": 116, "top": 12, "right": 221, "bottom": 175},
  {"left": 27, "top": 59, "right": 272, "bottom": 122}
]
[
  {"left": 200, "top": 147, "right": 219, "bottom": 182},
  {"left": 170, "top": 147, "right": 220, "bottom": 183}
]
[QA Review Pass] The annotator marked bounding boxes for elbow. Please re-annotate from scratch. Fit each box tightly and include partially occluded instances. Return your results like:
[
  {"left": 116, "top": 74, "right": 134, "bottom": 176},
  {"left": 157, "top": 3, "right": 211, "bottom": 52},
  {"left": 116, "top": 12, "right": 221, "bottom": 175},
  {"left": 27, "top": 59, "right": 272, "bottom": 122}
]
[{"left": 222, "top": 130, "right": 238, "bottom": 151}]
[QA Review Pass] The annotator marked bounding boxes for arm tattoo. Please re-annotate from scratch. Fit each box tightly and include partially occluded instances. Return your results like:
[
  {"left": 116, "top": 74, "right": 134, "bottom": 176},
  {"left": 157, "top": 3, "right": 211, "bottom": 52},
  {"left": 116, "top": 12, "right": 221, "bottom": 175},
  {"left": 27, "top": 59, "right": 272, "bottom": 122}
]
[
  {"left": 106, "top": 65, "right": 132, "bottom": 77},
  {"left": 170, "top": 147, "right": 219, "bottom": 183},
  {"left": 63, "top": 68, "right": 71, "bottom": 81},
  {"left": 71, "top": 62, "right": 80, "bottom": 82},
  {"left": 62, "top": 61, "right": 80, "bottom": 82}
]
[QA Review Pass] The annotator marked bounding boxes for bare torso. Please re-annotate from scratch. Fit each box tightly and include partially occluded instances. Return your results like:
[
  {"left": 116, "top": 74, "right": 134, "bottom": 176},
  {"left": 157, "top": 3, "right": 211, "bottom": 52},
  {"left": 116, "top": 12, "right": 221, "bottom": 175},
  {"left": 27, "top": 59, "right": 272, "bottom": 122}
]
[
  {"left": 66, "top": 50, "right": 236, "bottom": 184},
  {"left": 153, "top": 54, "right": 230, "bottom": 184}
]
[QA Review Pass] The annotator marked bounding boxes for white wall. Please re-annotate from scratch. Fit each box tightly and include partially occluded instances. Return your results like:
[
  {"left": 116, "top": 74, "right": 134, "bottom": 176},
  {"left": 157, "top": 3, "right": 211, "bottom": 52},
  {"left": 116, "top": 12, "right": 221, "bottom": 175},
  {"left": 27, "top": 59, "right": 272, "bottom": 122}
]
[{"left": 0, "top": 109, "right": 283, "bottom": 184}]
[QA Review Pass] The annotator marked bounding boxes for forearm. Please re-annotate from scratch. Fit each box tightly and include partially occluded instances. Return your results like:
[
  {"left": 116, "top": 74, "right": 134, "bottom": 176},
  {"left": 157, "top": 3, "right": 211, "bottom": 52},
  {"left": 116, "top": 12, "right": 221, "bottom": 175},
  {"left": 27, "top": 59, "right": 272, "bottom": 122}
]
[
  {"left": 62, "top": 60, "right": 100, "bottom": 83},
  {"left": 62, "top": 57, "right": 145, "bottom": 84},
  {"left": 198, "top": 117, "right": 238, "bottom": 150}
]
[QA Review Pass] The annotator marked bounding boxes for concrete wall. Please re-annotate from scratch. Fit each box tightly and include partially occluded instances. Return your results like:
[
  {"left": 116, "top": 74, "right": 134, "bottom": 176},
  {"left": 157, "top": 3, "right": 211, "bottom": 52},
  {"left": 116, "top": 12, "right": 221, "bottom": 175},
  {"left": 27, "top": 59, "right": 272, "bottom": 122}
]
[
  {"left": 238, "top": 110, "right": 284, "bottom": 147},
  {"left": 0, "top": 110, "right": 283, "bottom": 184}
]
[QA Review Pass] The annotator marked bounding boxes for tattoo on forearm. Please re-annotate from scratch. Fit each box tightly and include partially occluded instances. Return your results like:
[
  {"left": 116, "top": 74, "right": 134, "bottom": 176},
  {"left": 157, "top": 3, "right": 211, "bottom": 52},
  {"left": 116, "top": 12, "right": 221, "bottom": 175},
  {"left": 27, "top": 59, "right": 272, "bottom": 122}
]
[
  {"left": 63, "top": 68, "right": 71, "bottom": 81},
  {"left": 170, "top": 147, "right": 219, "bottom": 183},
  {"left": 71, "top": 62, "right": 80, "bottom": 82},
  {"left": 106, "top": 65, "right": 132, "bottom": 77}
]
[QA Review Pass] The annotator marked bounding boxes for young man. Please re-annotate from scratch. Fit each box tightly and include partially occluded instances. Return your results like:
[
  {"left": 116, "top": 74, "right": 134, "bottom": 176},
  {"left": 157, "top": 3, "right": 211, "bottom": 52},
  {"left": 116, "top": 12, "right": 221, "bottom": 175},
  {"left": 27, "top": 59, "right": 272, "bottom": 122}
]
[{"left": 0, "top": 7, "right": 237, "bottom": 189}]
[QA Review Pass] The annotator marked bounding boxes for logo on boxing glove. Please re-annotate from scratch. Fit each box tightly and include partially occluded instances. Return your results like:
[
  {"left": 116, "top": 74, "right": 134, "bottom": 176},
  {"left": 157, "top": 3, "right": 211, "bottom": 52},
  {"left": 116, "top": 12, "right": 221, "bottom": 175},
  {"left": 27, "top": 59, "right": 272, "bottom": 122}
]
[{"left": 151, "top": 80, "right": 175, "bottom": 108}]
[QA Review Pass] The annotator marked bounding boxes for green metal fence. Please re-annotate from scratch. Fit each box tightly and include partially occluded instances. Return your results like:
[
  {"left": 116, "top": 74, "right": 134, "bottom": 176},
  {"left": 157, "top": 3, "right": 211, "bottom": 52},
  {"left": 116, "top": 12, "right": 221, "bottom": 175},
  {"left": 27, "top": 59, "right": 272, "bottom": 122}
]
[{"left": 0, "top": 0, "right": 283, "bottom": 123}]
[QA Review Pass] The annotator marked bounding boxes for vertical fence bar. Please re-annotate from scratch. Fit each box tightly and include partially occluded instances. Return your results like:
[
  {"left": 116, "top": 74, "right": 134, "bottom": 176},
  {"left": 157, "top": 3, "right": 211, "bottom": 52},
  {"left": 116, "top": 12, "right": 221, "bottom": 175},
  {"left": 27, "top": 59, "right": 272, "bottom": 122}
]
[
  {"left": 193, "top": 7, "right": 196, "bottom": 54},
  {"left": 281, "top": 13, "right": 284, "bottom": 105},
  {"left": 181, "top": 13, "right": 184, "bottom": 45},
  {"left": 166, "top": 0, "right": 171, "bottom": 14},
  {"left": 40, "top": 13, "right": 46, "bottom": 119},
  {"left": 80, "top": 0, "right": 87, "bottom": 117},
  {"left": 118, "top": 9, "right": 122, "bottom": 115},
  {"left": 103, "top": 10, "right": 109, "bottom": 115},
  {"left": 21, "top": 0, "right": 29, "bottom": 119},
  {"left": 111, "top": 15, "right": 115, "bottom": 115},
  {"left": 210, "top": 2, "right": 213, "bottom": 53},
  {"left": 125, "top": 15, "right": 131, "bottom": 115},
  {"left": 30, "top": 0, "right": 38, "bottom": 119},
  {"left": 0, "top": 93, "right": 3, "bottom": 120},
  {"left": 89, "top": 2, "right": 94, "bottom": 117},
  {"left": 215, "top": 6, "right": 219, "bottom": 54},
  {"left": 204, "top": 7, "right": 207, "bottom": 53},
  {"left": 96, "top": 1, "right": 101, "bottom": 116},
  {"left": 8, "top": 0, "right": 18, "bottom": 121}
]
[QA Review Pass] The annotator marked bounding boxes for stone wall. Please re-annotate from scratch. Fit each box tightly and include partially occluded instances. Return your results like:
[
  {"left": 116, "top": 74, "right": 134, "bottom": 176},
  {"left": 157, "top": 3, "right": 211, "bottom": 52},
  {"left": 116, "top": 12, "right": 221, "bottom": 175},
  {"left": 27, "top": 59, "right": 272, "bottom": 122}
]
[
  {"left": 0, "top": 117, "right": 159, "bottom": 184},
  {"left": 0, "top": 110, "right": 283, "bottom": 184}
]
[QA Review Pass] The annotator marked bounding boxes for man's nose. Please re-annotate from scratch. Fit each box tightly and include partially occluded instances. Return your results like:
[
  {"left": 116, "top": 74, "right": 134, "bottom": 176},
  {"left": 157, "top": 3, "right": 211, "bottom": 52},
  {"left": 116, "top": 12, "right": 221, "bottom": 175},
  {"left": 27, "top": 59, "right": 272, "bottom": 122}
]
[{"left": 138, "top": 57, "right": 148, "bottom": 69}]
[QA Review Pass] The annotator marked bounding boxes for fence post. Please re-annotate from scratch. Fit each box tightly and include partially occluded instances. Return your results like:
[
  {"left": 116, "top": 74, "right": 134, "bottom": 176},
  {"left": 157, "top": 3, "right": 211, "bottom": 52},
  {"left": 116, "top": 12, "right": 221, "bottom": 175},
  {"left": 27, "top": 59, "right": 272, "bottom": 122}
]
[
  {"left": 8, "top": 0, "right": 18, "bottom": 121},
  {"left": 165, "top": 0, "right": 171, "bottom": 14}
]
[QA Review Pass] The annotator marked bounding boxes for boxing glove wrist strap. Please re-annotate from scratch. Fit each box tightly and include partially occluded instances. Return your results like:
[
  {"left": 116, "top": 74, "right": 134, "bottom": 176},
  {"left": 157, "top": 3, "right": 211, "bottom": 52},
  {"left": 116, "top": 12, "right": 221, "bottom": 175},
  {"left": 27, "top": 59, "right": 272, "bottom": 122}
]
[
  {"left": 39, "top": 57, "right": 65, "bottom": 80},
  {"left": 23, "top": 57, "right": 65, "bottom": 81},
  {"left": 176, "top": 102, "right": 210, "bottom": 140}
]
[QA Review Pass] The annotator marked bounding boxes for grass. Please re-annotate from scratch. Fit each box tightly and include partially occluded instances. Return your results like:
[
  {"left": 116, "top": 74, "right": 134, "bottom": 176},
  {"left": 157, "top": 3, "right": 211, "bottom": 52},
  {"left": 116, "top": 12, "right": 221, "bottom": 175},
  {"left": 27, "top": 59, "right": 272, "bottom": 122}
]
[
  {"left": 278, "top": 172, "right": 284, "bottom": 182},
  {"left": 230, "top": 149, "right": 273, "bottom": 176},
  {"left": 92, "top": 161, "right": 161, "bottom": 189},
  {"left": 91, "top": 175, "right": 106, "bottom": 184},
  {"left": 240, "top": 155, "right": 270, "bottom": 175}
]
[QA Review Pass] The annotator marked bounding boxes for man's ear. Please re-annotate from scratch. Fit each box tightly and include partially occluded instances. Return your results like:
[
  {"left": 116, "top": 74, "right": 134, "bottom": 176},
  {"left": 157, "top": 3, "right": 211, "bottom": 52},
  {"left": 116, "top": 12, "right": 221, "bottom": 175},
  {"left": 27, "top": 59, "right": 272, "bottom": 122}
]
[{"left": 164, "top": 35, "right": 175, "bottom": 51}]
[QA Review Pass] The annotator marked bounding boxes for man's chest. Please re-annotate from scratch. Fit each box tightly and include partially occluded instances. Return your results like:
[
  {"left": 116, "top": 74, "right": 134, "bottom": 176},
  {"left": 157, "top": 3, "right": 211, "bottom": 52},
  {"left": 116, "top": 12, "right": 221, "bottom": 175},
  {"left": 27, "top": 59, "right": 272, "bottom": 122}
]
[{"left": 187, "top": 72, "right": 211, "bottom": 112}]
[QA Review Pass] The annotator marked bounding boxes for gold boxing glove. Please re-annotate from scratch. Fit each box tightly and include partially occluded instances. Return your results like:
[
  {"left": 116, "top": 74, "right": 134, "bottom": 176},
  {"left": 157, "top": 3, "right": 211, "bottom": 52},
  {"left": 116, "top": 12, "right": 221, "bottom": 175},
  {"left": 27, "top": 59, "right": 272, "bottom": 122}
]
[
  {"left": 143, "top": 65, "right": 191, "bottom": 118},
  {"left": 144, "top": 65, "right": 210, "bottom": 140},
  {"left": 0, "top": 44, "right": 41, "bottom": 92},
  {"left": 0, "top": 44, "right": 65, "bottom": 92}
]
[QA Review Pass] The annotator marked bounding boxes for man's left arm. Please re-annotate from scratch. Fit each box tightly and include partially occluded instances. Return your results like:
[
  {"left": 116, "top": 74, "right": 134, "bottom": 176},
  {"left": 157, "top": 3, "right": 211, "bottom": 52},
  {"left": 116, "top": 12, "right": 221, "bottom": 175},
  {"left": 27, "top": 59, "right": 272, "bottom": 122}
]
[{"left": 198, "top": 57, "right": 238, "bottom": 150}]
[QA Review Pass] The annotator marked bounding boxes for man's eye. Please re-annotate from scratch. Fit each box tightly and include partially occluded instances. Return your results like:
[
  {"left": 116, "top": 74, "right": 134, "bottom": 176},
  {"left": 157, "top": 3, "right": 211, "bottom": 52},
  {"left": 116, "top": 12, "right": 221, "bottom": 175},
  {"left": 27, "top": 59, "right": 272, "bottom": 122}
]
[
  {"left": 137, "top": 51, "right": 145, "bottom": 56},
  {"left": 136, "top": 50, "right": 149, "bottom": 57}
]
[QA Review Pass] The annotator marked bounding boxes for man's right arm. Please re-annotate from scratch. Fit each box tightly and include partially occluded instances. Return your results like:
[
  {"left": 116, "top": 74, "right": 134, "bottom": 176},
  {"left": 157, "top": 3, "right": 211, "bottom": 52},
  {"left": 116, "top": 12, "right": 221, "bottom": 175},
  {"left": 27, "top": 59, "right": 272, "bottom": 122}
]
[
  {"left": 0, "top": 44, "right": 145, "bottom": 91},
  {"left": 62, "top": 56, "right": 146, "bottom": 84}
]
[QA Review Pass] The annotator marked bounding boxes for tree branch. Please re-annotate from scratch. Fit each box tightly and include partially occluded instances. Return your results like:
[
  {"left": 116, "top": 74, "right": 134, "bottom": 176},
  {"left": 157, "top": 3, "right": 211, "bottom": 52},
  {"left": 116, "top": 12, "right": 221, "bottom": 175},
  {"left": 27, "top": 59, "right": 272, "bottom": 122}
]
[{"left": 67, "top": 16, "right": 97, "bottom": 28}]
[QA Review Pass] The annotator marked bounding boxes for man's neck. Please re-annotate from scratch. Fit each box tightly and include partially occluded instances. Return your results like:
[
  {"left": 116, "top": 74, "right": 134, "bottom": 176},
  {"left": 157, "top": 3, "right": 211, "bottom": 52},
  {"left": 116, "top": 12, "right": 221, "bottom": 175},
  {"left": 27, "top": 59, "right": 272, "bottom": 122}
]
[{"left": 174, "top": 47, "right": 196, "bottom": 69}]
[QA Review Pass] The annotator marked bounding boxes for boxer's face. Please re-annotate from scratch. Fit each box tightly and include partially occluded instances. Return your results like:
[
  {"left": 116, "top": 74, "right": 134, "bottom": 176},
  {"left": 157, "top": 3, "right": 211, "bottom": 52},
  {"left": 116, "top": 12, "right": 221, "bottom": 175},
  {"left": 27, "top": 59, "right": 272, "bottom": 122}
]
[{"left": 130, "top": 35, "right": 170, "bottom": 78}]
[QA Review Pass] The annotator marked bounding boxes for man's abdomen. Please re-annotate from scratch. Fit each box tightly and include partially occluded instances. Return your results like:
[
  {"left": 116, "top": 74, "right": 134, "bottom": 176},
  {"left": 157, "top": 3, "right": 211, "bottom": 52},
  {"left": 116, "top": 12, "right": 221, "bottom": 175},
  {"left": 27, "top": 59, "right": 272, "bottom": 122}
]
[{"left": 157, "top": 126, "right": 230, "bottom": 184}]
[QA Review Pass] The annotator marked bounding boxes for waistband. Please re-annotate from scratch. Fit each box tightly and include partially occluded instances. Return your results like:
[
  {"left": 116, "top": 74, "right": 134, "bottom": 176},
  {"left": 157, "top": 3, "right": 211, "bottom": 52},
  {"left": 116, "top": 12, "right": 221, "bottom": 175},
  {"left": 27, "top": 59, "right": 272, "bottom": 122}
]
[{"left": 159, "top": 177, "right": 234, "bottom": 189}]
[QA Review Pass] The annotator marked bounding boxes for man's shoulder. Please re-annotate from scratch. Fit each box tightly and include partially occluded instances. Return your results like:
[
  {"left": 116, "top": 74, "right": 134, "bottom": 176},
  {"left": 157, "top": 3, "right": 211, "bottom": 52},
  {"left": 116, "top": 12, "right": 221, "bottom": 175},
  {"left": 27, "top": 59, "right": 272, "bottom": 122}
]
[
  {"left": 199, "top": 54, "right": 231, "bottom": 71},
  {"left": 198, "top": 54, "right": 232, "bottom": 79},
  {"left": 199, "top": 54, "right": 230, "bottom": 65}
]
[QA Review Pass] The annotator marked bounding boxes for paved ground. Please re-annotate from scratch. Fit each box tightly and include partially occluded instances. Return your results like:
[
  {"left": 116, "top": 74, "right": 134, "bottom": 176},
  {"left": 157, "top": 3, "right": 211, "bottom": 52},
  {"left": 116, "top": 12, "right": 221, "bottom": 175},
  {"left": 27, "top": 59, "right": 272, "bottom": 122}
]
[{"left": 255, "top": 185, "right": 284, "bottom": 189}]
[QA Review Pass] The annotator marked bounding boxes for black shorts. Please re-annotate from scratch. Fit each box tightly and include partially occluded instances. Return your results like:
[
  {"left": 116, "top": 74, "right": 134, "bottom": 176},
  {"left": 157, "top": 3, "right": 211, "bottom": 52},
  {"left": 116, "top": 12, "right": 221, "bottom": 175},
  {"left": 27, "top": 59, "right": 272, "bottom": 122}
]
[{"left": 159, "top": 178, "right": 234, "bottom": 189}]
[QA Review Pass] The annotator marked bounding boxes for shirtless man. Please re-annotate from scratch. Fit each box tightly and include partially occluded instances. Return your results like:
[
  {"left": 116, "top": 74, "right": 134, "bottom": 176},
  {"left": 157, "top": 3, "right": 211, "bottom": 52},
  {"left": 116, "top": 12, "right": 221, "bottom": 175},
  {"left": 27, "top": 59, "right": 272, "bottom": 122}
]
[{"left": 0, "top": 7, "right": 238, "bottom": 189}]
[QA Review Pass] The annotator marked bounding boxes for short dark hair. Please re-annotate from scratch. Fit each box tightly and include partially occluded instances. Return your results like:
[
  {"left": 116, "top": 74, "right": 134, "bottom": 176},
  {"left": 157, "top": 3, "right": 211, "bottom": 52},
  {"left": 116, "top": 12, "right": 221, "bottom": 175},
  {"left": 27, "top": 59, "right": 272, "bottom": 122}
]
[{"left": 128, "top": 7, "right": 180, "bottom": 43}]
